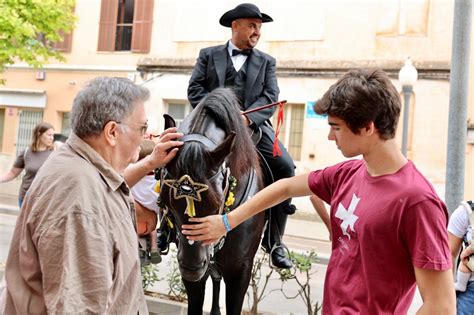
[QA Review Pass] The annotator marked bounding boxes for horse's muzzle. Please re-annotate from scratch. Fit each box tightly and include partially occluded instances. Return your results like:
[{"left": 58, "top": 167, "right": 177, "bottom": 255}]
[{"left": 179, "top": 259, "right": 208, "bottom": 282}]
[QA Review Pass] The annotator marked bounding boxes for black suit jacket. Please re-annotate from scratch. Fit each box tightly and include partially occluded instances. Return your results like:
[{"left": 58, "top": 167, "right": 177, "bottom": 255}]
[{"left": 187, "top": 43, "right": 280, "bottom": 129}]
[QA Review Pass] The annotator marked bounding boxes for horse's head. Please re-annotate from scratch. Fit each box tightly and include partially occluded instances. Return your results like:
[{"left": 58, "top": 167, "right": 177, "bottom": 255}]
[{"left": 160, "top": 129, "right": 235, "bottom": 281}]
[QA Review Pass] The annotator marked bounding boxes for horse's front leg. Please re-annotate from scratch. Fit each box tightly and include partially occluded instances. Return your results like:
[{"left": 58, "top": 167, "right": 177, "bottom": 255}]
[
  {"left": 182, "top": 276, "right": 207, "bottom": 315},
  {"left": 210, "top": 276, "right": 222, "bottom": 315},
  {"left": 223, "top": 259, "right": 253, "bottom": 315}
]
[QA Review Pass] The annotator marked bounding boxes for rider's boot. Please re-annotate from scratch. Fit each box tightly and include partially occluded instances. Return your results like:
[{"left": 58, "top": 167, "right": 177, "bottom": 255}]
[{"left": 261, "top": 203, "right": 296, "bottom": 269}]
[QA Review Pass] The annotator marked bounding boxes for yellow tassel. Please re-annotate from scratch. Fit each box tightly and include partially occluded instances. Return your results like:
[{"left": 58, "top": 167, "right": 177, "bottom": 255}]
[
  {"left": 166, "top": 216, "right": 174, "bottom": 228},
  {"left": 185, "top": 196, "right": 196, "bottom": 217},
  {"left": 154, "top": 180, "right": 160, "bottom": 193},
  {"left": 225, "top": 192, "right": 235, "bottom": 207}
]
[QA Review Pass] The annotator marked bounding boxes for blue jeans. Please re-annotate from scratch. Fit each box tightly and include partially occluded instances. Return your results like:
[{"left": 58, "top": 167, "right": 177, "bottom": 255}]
[
  {"left": 18, "top": 198, "right": 23, "bottom": 208},
  {"left": 457, "top": 281, "right": 474, "bottom": 315}
]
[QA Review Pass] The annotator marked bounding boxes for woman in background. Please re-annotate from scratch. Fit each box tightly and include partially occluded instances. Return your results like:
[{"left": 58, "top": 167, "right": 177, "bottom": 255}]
[{"left": 0, "top": 122, "right": 55, "bottom": 207}]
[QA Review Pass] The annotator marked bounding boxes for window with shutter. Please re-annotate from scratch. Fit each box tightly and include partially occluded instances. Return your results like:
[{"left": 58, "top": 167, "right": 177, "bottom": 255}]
[
  {"left": 53, "top": 30, "right": 73, "bottom": 52},
  {"left": 131, "top": 0, "right": 154, "bottom": 53},
  {"left": 53, "top": 5, "right": 75, "bottom": 52},
  {"left": 98, "top": 0, "right": 153, "bottom": 53},
  {"left": 98, "top": 0, "right": 119, "bottom": 51}
]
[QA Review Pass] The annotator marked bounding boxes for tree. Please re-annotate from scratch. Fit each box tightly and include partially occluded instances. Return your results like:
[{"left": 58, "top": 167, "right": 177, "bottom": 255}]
[{"left": 0, "top": 0, "right": 76, "bottom": 80}]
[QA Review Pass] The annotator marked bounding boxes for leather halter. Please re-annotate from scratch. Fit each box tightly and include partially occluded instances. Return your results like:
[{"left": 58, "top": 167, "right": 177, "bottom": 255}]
[
  {"left": 181, "top": 134, "right": 217, "bottom": 149},
  {"left": 161, "top": 133, "right": 231, "bottom": 218}
]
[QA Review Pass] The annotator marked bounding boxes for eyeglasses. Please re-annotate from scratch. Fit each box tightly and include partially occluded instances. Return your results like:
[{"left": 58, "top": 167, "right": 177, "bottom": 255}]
[{"left": 116, "top": 121, "right": 148, "bottom": 135}]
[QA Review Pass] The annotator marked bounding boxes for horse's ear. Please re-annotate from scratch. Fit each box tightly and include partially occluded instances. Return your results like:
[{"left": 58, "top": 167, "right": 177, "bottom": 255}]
[
  {"left": 210, "top": 132, "right": 236, "bottom": 165},
  {"left": 163, "top": 114, "right": 176, "bottom": 129}
]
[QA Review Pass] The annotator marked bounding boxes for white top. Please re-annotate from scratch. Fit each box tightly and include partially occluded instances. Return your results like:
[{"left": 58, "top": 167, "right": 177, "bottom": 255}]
[
  {"left": 228, "top": 40, "right": 248, "bottom": 72},
  {"left": 448, "top": 201, "right": 474, "bottom": 281},
  {"left": 130, "top": 175, "right": 160, "bottom": 213}
]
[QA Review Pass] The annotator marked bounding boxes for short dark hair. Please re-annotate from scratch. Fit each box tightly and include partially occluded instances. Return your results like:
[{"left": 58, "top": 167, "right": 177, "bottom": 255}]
[{"left": 314, "top": 69, "right": 401, "bottom": 140}]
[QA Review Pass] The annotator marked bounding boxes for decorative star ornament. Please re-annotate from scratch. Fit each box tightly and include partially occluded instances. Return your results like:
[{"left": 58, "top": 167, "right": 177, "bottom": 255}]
[
  {"left": 163, "top": 175, "right": 209, "bottom": 202},
  {"left": 162, "top": 175, "right": 209, "bottom": 217}
]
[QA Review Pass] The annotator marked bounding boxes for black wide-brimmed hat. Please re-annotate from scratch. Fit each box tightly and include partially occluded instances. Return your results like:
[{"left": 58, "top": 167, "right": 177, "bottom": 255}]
[{"left": 219, "top": 3, "right": 273, "bottom": 27}]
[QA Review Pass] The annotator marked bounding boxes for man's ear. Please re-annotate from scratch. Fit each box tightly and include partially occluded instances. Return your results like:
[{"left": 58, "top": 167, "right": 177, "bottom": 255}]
[
  {"left": 363, "top": 122, "right": 376, "bottom": 136},
  {"left": 103, "top": 121, "right": 120, "bottom": 146}
]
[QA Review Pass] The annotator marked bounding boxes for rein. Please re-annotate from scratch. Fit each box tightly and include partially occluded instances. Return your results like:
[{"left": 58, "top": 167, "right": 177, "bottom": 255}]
[{"left": 242, "top": 100, "right": 287, "bottom": 157}]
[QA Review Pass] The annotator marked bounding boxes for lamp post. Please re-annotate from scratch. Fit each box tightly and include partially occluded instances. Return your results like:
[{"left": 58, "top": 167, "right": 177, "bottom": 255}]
[{"left": 398, "top": 57, "right": 418, "bottom": 157}]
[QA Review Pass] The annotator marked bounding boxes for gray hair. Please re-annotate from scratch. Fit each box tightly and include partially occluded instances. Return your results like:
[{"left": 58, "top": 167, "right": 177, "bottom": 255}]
[{"left": 70, "top": 77, "right": 150, "bottom": 138}]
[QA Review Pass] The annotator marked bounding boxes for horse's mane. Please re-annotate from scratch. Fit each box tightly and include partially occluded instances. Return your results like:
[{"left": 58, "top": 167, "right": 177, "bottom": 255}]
[{"left": 177, "top": 88, "right": 260, "bottom": 180}]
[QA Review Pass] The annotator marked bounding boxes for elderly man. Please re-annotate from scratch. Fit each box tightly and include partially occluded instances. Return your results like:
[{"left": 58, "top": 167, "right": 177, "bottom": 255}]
[
  {"left": 2, "top": 77, "right": 182, "bottom": 314},
  {"left": 188, "top": 2, "right": 295, "bottom": 269}
]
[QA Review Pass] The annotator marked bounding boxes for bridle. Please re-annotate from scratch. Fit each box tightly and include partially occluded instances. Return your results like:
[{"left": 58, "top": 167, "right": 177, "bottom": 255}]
[{"left": 159, "top": 134, "right": 232, "bottom": 242}]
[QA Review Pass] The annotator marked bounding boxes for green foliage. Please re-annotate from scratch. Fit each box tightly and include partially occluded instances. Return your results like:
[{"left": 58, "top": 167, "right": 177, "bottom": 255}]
[
  {"left": 141, "top": 264, "right": 161, "bottom": 290},
  {"left": 278, "top": 250, "right": 319, "bottom": 281},
  {"left": 0, "top": 0, "right": 76, "bottom": 76},
  {"left": 166, "top": 249, "right": 188, "bottom": 302}
]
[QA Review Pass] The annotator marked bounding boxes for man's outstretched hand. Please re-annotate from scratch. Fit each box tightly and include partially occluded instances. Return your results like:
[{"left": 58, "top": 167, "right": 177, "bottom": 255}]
[{"left": 182, "top": 215, "right": 227, "bottom": 246}]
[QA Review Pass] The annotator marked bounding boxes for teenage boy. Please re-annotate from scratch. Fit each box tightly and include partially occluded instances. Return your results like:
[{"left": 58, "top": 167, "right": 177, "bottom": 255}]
[{"left": 182, "top": 69, "right": 455, "bottom": 314}]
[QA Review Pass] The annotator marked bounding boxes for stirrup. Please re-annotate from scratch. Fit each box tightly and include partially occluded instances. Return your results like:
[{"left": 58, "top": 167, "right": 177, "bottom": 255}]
[{"left": 262, "top": 242, "right": 293, "bottom": 269}]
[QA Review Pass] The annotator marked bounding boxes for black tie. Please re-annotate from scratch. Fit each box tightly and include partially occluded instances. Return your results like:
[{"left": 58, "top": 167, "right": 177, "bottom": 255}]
[{"left": 232, "top": 49, "right": 251, "bottom": 56}]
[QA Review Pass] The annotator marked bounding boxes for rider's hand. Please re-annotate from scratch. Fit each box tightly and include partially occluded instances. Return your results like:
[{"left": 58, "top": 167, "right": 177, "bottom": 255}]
[
  {"left": 148, "top": 127, "right": 183, "bottom": 168},
  {"left": 240, "top": 111, "right": 251, "bottom": 126},
  {"left": 182, "top": 215, "right": 226, "bottom": 246}
]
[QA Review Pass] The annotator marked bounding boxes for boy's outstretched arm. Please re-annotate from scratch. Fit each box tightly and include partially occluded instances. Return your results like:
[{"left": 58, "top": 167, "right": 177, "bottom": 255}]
[{"left": 182, "top": 173, "right": 312, "bottom": 245}]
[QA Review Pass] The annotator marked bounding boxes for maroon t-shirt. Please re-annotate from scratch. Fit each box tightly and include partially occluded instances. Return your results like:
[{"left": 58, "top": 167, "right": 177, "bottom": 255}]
[{"left": 308, "top": 159, "right": 451, "bottom": 314}]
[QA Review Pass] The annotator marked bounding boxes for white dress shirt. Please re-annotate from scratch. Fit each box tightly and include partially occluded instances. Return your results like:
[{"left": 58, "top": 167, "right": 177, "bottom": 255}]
[{"left": 228, "top": 40, "right": 249, "bottom": 72}]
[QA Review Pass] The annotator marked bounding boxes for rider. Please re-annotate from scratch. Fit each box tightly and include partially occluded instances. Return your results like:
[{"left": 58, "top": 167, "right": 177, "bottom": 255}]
[{"left": 187, "top": 3, "right": 295, "bottom": 269}]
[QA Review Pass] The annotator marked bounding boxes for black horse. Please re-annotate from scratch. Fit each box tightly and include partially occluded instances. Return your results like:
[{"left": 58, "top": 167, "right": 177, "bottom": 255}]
[{"left": 159, "top": 88, "right": 266, "bottom": 315}]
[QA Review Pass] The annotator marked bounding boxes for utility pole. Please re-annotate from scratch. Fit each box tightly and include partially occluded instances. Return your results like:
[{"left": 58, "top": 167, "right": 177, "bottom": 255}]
[{"left": 445, "top": 0, "right": 472, "bottom": 214}]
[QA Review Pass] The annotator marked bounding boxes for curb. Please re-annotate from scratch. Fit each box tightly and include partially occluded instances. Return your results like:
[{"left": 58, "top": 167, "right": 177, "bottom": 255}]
[{"left": 0, "top": 205, "right": 19, "bottom": 216}]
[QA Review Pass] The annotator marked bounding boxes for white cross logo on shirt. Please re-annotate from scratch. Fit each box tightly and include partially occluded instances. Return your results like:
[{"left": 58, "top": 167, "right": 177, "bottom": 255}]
[{"left": 335, "top": 194, "right": 360, "bottom": 239}]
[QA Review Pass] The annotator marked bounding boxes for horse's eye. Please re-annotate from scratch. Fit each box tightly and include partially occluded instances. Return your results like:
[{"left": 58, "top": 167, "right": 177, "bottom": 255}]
[{"left": 181, "top": 185, "right": 193, "bottom": 193}]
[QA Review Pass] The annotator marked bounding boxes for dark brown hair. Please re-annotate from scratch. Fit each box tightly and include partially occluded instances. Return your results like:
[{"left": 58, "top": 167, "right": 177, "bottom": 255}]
[
  {"left": 138, "top": 140, "right": 155, "bottom": 161},
  {"left": 315, "top": 69, "right": 401, "bottom": 140},
  {"left": 31, "top": 122, "right": 54, "bottom": 152}
]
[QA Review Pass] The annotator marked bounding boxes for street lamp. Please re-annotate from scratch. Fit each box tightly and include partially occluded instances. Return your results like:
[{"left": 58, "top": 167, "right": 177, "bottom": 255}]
[{"left": 398, "top": 57, "right": 418, "bottom": 157}]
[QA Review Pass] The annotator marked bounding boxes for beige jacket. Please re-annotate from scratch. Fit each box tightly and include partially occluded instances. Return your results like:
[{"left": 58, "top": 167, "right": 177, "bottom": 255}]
[{"left": 2, "top": 133, "right": 147, "bottom": 314}]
